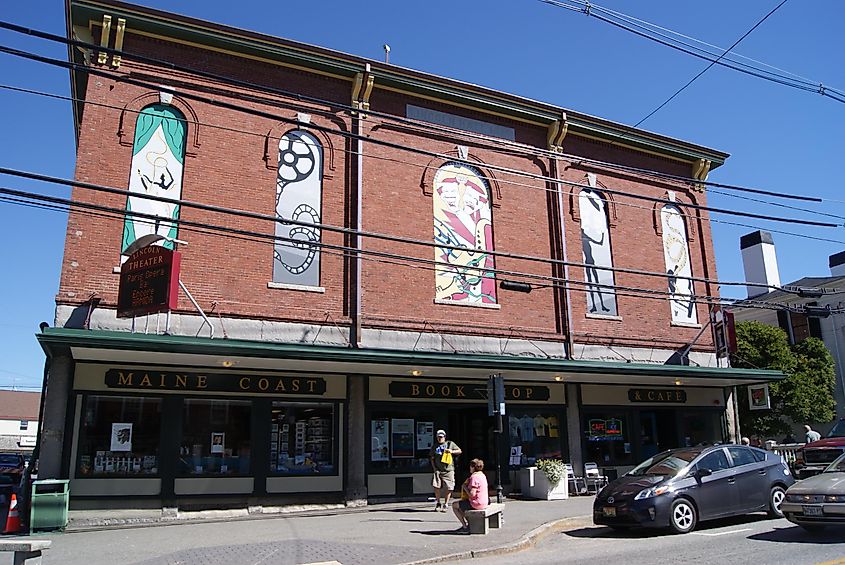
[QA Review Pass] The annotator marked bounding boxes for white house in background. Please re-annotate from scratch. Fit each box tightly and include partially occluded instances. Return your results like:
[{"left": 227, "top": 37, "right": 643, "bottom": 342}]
[
  {"left": 730, "top": 230, "right": 845, "bottom": 426},
  {"left": 0, "top": 391, "right": 40, "bottom": 455}
]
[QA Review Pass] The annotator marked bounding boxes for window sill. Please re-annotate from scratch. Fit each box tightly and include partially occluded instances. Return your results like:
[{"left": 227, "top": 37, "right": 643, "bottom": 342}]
[
  {"left": 267, "top": 282, "right": 326, "bottom": 293},
  {"left": 433, "top": 298, "right": 501, "bottom": 310},
  {"left": 585, "top": 313, "right": 622, "bottom": 321},
  {"left": 671, "top": 321, "right": 701, "bottom": 329}
]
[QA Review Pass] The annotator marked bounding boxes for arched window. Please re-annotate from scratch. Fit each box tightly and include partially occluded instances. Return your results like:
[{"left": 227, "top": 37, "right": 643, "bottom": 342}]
[
  {"left": 660, "top": 204, "right": 697, "bottom": 324},
  {"left": 273, "top": 130, "right": 323, "bottom": 286},
  {"left": 579, "top": 188, "right": 618, "bottom": 316},
  {"left": 433, "top": 162, "right": 497, "bottom": 304},
  {"left": 123, "top": 104, "right": 187, "bottom": 254}
]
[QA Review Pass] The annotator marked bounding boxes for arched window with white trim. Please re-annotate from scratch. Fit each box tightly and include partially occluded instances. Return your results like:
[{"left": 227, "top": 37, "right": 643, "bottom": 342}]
[
  {"left": 660, "top": 204, "right": 697, "bottom": 324},
  {"left": 273, "top": 130, "right": 323, "bottom": 287},
  {"left": 432, "top": 162, "right": 497, "bottom": 304}
]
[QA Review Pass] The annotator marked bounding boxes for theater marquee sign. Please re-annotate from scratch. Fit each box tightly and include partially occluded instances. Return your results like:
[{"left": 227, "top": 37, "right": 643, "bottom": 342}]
[{"left": 105, "top": 369, "right": 327, "bottom": 395}]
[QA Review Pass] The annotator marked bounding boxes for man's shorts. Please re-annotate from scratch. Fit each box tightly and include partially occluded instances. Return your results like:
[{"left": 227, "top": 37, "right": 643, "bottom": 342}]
[{"left": 432, "top": 470, "right": 455, "bottom": 490}]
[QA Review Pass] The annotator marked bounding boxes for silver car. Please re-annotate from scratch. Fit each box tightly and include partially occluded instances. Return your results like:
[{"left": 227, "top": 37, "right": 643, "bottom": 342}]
[{"left": 782, "top": 451, "right": 845, "bottom": 532}]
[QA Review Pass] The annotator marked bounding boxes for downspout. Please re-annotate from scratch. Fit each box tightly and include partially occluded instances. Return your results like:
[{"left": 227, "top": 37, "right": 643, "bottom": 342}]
[
  {"left": 350, "top": 65, "right": 373, "bottom": 348},
  {"left": 548, "top": 115, "right": 574, "bottom": 359}
]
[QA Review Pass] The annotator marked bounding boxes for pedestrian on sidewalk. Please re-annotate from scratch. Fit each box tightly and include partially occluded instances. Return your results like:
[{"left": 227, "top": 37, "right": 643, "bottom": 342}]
[
  {"left": 430, "top": 429, "right": 461, "bottom": 512},
  {"left": 453, "top": 458, "right": 489, "bottom": 533},
  {"left": 805, "top": 425, "right": 821, "bottom": 443}
]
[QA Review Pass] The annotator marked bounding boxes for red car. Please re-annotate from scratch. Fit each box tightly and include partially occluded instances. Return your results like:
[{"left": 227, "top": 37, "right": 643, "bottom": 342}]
[{"left": 794, "top": 419, "right": 845, "bottom": 479}]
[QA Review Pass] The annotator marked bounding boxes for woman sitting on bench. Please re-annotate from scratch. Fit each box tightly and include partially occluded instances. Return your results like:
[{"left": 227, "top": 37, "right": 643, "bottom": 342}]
[{"left": 453, "top": 458, "right": 489, "bottom": 533}]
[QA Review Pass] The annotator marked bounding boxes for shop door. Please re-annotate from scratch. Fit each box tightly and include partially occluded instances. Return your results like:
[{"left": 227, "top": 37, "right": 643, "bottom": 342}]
[
  {"left": 640, "top": 410, "right": 680, "bottom": 460},
  {"left": 449, "top": 408, "right": 493, "bottom": 486}
]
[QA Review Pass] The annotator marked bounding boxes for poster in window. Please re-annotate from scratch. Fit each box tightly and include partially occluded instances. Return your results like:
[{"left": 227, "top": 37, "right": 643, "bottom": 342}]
[
  {"left": 110, "top": 423, "right": 133, "bottom": 452},
  {"left": 748, "top": 383, "right": 771, "bottom": 410},
  {"left": 371, "top": 420, "right": 389, "bottom": 462},
  {"left": 391, "top": 418, "right": 415, "bottom": 458},
  {"left": 416, "top": 421, "right": 434, "bottom": 450},
  {"left": 211, "top": 432, "right": 225, "bottom": 454}
]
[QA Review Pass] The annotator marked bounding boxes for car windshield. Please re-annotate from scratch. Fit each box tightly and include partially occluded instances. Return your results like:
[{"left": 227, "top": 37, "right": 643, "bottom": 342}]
[
  {"left": 824, "top": 452, "right": 845, "bottom": 473},
  {"left": 0, "top": 455, "right": 21, "bottom": 466},
  {"left": 627, "top": 449, "right": 700, "bottom": 477},
  {"left": 827, "top": 419, "right": 845, "bottom": 438}
]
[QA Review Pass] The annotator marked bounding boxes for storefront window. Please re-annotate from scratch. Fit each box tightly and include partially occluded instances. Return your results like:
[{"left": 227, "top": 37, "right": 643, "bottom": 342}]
[
  {"left": 583, "top": 411, "right": 635, "bottom": 467},
  {"left": 76, "top": 395, "right": 162, "bottom": 477},
  {"left": 270, "top": 403, "right": 335, "bottom": 475},
  {"left": 179, "top": 399, "right": 251, "bottom": 476},
  {"left": 507, "top": 410, "right": 565, "bottom": 467},
  {"left": 369, "top": 408, "right": 440, "bottom": 473},
  {"left": 680, "top": 410, "right": 724, "bottom": 447}
]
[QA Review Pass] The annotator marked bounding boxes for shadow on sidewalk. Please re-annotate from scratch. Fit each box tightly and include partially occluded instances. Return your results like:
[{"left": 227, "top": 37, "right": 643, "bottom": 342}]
[{"left": 410, "top": 528, "right": 472, "bottom": 536}]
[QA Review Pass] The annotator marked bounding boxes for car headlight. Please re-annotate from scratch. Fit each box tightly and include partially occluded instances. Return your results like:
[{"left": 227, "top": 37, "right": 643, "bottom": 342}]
[
  {"left": 634, "top": 485, "right": 671, "bottom": 500},
  {"left": 826, "top": 495, "right": 845, "bottom": 503}
]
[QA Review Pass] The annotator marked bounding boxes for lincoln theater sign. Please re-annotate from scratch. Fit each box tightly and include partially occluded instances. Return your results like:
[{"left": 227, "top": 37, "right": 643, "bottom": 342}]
[
  {"left": 117, "top": 245, "right": 181, "bottom": 318},
  {"left": 105, "top": 369, "right": 327, "bottom": 395}
]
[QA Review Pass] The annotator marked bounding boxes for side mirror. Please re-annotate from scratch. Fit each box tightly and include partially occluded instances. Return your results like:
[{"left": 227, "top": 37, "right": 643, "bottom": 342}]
[{"left": 694, "top": 468, "right": 712, "bottom": 479}]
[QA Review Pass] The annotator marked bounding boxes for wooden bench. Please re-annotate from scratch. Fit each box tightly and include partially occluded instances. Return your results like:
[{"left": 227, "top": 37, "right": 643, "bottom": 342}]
[
  {"left": 0, "top": 539, "right": 51, "bottom": 565},
  {"left": 464, "top": 502, "right": 504, "bottom": 535}
]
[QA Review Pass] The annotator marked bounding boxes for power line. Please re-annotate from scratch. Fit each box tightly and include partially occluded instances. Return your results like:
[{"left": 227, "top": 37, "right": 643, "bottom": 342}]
[
  {"left": 1, "top": 183, "right": 839, "bottom": 315},
  {"left": 0, "top": 19, "right": 836, "bottom": 205},
  {"left": 0, "top": 44, "right": 839, "bottom": 232},
  {"left": 635, "top": 0, "right": 789, "bottom": 127},
  {"left": 540, "top": 0, "right": 845, "bottom": 105}
]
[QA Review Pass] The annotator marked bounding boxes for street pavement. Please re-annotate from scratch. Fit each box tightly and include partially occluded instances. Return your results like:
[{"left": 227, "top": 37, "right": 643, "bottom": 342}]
[
  {"left": 21, "top": 496, "right": 596, "bottom": 565},
  {"left": 470, "top": 514, "right": 845, "bottom": 565}
]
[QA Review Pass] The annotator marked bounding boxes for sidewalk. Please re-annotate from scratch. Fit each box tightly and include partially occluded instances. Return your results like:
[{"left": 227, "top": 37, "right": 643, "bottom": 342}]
[{"left": 24, "top": 496, "right": 596, "bottom": 565}]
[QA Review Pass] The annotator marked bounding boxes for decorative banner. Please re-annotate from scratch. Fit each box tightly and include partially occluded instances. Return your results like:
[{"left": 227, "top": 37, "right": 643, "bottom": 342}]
[
  {"left": 579, "top": 176, "right": 618, "bottom": 316},
  {"left": 117, "top": 245, "right": 181, "bottom": 318},
  {"left": 105, "top": 369, "right": 327, "bottom": 395},
  {"left": 433, "top": 162, "right": 497, "bottom": 305},
  {"left": 628, "top": 389, "right": 687, "bottom": 403},
  {"left": 661, "top": 204, "right": 697, "bottom": 324},
  {"left": 748, "top": 383, "right": 771, "bottom": 410},
  {"left": 389, "top": 380, "right": 550, "bottom": 401},
  {"left": 110, "top": 423, "right": 133, "bottom": 452},
  {"left": 371, "top": 420, "right": 389, "bottom": 462}
]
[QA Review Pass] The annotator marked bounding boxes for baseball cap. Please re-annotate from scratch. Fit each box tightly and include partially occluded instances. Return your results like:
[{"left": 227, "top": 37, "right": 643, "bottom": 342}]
[{"left": 436, "top": 429, "right": 446, "bottom": 437}]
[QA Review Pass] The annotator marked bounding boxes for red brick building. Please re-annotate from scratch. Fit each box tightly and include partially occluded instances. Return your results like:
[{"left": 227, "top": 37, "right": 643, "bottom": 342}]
[{"left": 36, "top": 0, "right": 778, "bottom": 511}]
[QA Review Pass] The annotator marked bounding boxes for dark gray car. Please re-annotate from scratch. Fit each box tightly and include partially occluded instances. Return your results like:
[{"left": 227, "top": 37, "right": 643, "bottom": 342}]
[
  {"left": 594, "top": 445, "right": 795, "bottom": 534},
  {"left": 782, "top": 451, "right": 845, "bottom": 531}
]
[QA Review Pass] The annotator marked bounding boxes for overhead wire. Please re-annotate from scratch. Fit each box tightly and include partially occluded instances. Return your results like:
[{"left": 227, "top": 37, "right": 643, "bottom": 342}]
[
  {"left": 0, "top": 18, "right": 837, "bottom": 204},
  {"left": 634, "top": 0, "right": 790, "bottom": 127}
]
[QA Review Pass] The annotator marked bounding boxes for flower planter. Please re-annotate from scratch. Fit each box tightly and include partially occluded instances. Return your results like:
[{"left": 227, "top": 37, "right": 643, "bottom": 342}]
[{"left": 520, "top": 466, "right": 569, "bottom": 500}]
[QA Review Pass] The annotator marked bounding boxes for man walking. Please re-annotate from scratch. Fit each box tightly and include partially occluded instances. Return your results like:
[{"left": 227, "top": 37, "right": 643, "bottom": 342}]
[
  {"left": 430, "top": 429, "right": 461, "bottom": 512},
  {"left": 805, "top": 424, "right": 822, "bottom": 443}
]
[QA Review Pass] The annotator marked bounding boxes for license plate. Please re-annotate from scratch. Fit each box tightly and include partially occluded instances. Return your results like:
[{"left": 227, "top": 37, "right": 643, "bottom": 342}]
[
  {"left": 803, "top": 505, "right": 823, "bottom": 516},
  {"left": 602, "top": 507, "right": 616, "bottom": 517}
]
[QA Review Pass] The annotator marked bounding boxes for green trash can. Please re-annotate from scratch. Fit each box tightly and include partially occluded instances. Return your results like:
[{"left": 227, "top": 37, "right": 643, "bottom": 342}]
[{"left": 29, "top": 479, "right": 69, "bottom": 533}]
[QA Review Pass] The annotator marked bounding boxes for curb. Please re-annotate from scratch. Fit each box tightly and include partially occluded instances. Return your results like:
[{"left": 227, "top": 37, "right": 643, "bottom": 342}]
[{"left": 400, "top": 514, "right": 593, "bottom": 565}]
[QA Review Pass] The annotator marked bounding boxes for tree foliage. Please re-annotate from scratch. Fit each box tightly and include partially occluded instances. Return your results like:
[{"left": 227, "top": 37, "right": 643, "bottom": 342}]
[{"left": 732, "top": 321, "right": 835, "bottom": 438}]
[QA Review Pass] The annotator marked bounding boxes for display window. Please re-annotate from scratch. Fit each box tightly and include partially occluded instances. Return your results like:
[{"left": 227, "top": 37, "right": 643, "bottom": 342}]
[
  {"left": 507, "top": 410, "right": 565, "bottom": 467},
  {"left": 179, "top": 399, "right": 251, "bottom": 476},
  {"left": 369, "top": 407, "right": 441, "bottom": 473},
  {"left": 270, "top": 402, "right": 336, "bottom": 475},
  {"left": 679, "top": 410, "right": 725, "bottom": 447},
  {"left": 583, "top": 411, "right": 635, "bottom": 467},
  {"left": 76, "top": 395, "right": 162, "bottom": 477}
]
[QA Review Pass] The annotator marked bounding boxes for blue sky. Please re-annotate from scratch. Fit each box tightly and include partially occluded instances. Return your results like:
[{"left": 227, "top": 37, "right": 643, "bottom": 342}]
[{"left": 1, "top": 0, "right": 843, "bottom": 390}]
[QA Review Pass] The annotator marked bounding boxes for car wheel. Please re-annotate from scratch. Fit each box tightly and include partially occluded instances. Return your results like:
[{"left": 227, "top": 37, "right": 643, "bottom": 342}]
[
  {"left": 799, "top": 524, "right": 826, "bottom": 533},
  {"left": 767, "top": 486, "right": 786, "bottom": 518},
  {"left": 669, "top": 498, "right": 697, "bottom": 534}
]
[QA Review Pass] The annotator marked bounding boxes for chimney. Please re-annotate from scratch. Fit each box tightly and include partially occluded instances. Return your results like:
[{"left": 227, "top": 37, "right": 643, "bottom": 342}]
[
  {"left": 740, "top": 230, "right": 781, "bottom": 298},
  {"left": 830, "top": 251, "right": 845, "bottom": 277}
]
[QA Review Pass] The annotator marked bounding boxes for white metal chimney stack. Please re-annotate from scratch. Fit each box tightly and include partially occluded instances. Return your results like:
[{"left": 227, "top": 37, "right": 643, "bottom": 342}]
[
  {"left": 830, "top": 251, "right": 845, "bottom": 276},
  {"left": 740, "top": 230, "right": 781, "bottom": 298}
]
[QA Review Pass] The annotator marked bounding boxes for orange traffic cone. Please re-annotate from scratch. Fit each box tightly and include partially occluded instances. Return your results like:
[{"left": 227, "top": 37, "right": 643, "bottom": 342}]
[{"left": 4, "top": 493, "right": 21, "bottom": 534}]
